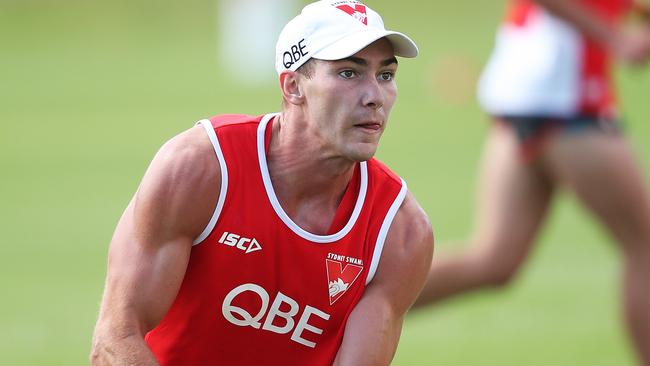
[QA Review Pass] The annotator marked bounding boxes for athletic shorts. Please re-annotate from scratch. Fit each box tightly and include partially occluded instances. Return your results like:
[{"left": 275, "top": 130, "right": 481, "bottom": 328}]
[{"left": 495, "top": 115, "right": 621, "bottom": 162}]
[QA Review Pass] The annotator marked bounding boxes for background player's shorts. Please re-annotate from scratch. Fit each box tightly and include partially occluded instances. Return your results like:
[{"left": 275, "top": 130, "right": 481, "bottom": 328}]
[{"left": 495, "top": 115, "right": 621, "bottom": 162}]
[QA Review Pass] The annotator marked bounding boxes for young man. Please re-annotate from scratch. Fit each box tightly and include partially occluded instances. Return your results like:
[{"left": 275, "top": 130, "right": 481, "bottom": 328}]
[
  {"left": 415, "top": 0, "right": 650, "bottom": 363},
  {"left": 90, "top": 1, "right": 433, "bottom": 365}
]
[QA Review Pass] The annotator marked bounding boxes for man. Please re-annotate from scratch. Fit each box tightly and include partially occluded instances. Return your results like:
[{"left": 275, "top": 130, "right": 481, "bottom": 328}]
[
  {"left": 415, "top": 0, "right": 650, "bottom": 363},
  {"left": 90, "top": 1, "right": 433, "bottom": 365}
]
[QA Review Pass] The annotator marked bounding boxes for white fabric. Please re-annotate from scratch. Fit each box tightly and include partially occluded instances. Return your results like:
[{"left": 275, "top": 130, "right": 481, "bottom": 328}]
[
  {"left": 365, "top": 178, "right": 407, "bottom": 285},
  {"left": 193, "top": 119, "right": 229, "bottom": 245},
  {"left": 477, "top": 9, "right": 582, "bottom": 116},
  {"left": 275, "top": 0, "right": 418, "bottom": 74}
]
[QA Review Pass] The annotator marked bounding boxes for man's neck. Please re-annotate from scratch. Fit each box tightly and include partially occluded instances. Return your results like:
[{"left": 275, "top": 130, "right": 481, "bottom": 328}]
[{"left": 265, "top": 113, "right": 357, "bottom": 234}]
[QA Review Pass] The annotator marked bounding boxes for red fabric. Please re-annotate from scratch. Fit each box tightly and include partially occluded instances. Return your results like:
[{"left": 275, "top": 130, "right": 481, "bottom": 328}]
[
  {"left": 505, "top": 0, "right": 537, "bottom": 27},
  {"left": 145, "top": 114, "right": 404, "bottom": 365},
  {"left": 577, "top": 38, "right": 617, "bottom": 117},
  {"left": 506, "top": 0, "right": 631, "bottom": 24},
  {"left": 574, "top": 0, "right": 629, "bottom": 116},
  {"left": 579, "top": 0, "right": 632, "bottom": 22}
]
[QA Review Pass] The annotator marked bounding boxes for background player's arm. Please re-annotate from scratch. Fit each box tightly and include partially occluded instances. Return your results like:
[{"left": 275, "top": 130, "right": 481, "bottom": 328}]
[
  {"left": 333, "top": 193, "right": 434, "bottom": 366},
  {"left": 90, "top": 126, "right": 219, "bottom": 366},
  {"left": 535, "top": 0, "right": 619, "bottom": 45},
  {"left": 535, "top": 0, "right": 650, "bottom": 64},
  {"left": 633, "top": 1, "right": 650, "bottom": 25}
]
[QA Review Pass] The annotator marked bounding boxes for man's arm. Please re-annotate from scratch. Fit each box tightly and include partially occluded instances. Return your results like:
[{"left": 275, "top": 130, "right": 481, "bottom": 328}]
[
  {"left": 90, "top": 126, "right": 220, "bottom": 365},
  {"left": 333, "top": 193, "right": 434, "bottom": 366},
  {"left": 535, "top": 0, "right": 650, "bottom": 64}
]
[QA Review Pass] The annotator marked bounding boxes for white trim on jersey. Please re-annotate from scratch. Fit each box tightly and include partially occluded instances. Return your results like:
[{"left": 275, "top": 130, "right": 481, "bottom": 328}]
[
  {"left": 365, "top": 178, "right": 407, "bottom": 285},
  {"left": 257, "top": 113, "right": 368, "bottom": 244},
  {"left": 193, "top": 119, "right": 229, "bottom": 245}
]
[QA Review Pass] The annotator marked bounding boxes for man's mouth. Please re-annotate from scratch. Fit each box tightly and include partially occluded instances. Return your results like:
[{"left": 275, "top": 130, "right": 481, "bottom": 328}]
[{"left": 354, "top": 122, "right": 382, "bottom": 131}]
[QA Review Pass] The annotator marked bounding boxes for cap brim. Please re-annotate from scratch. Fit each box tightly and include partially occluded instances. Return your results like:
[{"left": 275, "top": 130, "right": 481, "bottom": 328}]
[{"left": 312, "top": 29, "right": 419, "bottom": 61}]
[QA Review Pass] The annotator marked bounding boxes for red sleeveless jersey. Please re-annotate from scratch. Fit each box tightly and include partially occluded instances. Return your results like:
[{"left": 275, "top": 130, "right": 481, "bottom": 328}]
[{"left": 144, "top": 113, "right": 407, "bottom": 365}]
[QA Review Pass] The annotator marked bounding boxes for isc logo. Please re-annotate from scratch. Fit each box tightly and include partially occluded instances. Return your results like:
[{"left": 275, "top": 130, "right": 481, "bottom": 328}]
[{"left": 217, "top": 231, "right": 262, "bottom": 254}]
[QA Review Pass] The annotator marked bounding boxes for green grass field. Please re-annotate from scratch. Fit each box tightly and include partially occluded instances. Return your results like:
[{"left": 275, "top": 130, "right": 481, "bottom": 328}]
[{"left": 2, "top": 0, "right": 649, "bottom": 364}]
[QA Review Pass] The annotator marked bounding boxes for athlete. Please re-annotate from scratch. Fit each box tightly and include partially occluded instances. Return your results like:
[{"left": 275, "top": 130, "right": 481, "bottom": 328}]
[
  {"left": 415, "top": 0, "right": 650, "bottom": 363},
  {"left": 90, "top": 1, "right": 433, "bottom": 365}
]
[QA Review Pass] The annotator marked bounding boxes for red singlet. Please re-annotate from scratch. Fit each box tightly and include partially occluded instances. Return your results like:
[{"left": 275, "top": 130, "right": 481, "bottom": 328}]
[{"left": 145, "top": 113, "right": 407, "bottom": 365}]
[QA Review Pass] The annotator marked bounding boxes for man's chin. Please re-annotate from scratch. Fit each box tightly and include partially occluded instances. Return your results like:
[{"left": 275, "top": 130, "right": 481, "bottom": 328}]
[{"left": 346, "top": 144, "right": 378, "bottom": 162}]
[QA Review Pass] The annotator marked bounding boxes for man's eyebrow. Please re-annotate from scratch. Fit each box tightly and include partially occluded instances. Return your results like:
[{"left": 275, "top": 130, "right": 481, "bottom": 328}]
[
  {"left": 336, "top": 56, "right": 399, "bottom": 67},
  {"left": 381, "top": 57, "right": 398, "bottom": 67},
  {"left": 340, "top": 57, "right": 367, "bottom": 66}
]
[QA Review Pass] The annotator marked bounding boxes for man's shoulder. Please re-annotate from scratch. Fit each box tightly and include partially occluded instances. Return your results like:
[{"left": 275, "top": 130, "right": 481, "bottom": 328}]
[
  {"left": 150, "top": 125, "right": 221, "bottom": 192},
  {"left": 161, "top": 125, "right": 213, "bottom": 164},
  {"left": 129, "top": 125, "right": 222, "bottom": 248},
  {"left": 380, "top": 192, "right": 433, "bottom": 272},
  {"left": 365, "top": 190, "right": 433, "bottom": 308},
  {"left": 154, "top": 112, "right": 270, "bottom": 185}
]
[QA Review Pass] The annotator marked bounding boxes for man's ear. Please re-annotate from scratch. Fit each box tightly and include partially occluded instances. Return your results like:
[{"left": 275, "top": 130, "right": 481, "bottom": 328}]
[{"left": 280, "top": 71, "right": 305, "bottom": 105}]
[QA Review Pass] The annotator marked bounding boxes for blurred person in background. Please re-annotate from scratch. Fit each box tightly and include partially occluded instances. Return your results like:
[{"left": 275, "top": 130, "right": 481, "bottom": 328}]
[
  {"left": 91, "top": 1, "right": 433, "bottom": 365},
  {"left": 217, "top": 0, "right": 298, "bottom": 85},
  {"left": 415, "top": 0, "right": 650, "bottom": 363}
]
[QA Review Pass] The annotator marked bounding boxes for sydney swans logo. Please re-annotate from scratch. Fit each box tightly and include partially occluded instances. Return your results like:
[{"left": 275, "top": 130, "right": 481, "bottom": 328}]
[
  {"left": 326, "top": 254, "right": 364, "bottom": 305},
  {"left": 335, "top": 4, "right": 368, "bottom": 25}
]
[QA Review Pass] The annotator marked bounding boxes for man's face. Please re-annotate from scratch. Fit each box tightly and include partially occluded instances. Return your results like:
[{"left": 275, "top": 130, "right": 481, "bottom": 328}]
[{"left": 299, "top": 38, "right": 398, "bottom": 162}]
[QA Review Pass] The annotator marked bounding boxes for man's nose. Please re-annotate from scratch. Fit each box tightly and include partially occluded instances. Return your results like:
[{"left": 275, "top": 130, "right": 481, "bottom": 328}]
[{"left": 362, "top": 78, "right": 384, "bottom": 110}]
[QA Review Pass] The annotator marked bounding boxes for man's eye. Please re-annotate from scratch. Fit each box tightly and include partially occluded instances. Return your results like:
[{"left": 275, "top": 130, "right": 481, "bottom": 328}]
[
  {"left": 339, "top": 70, "right": 355, "bottom": 78},
  {"left": 379, "top": 72, "right": 394, "bottom": 81}
]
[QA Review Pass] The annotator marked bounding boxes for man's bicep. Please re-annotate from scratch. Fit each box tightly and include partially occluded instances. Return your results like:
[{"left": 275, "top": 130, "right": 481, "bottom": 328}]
[
  {"left": 98, "top": 127, "right": 219, "bottom": 334},
  {"left": 102, "top": 199, "right": 193, "bottom": 333}
]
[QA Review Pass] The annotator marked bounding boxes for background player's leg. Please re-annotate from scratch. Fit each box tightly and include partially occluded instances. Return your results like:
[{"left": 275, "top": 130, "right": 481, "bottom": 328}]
[
  {"left": 543, "top": 131, "right": 650, "bottom": 364},
  {"left": 414, "top": 123, "right": 554, "bottom": 307}
]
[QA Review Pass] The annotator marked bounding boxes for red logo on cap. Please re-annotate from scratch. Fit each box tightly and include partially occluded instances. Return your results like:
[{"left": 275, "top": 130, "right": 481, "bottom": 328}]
[{"left": 336, "top": 4, "right": 368, "bottom": 25}]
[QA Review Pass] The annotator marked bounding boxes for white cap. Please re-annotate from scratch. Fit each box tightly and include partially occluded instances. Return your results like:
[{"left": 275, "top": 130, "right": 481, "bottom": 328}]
[{"left": 275, "top": 0, "right": 419, "bottom": 75}]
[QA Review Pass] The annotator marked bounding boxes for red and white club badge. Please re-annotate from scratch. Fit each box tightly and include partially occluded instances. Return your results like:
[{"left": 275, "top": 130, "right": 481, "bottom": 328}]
[
  {"left": 335, "top": 4, "right": 368, "bottom": 25},
  {"left": 326, "top": 258, "right": 363, "bottom": 305}
]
